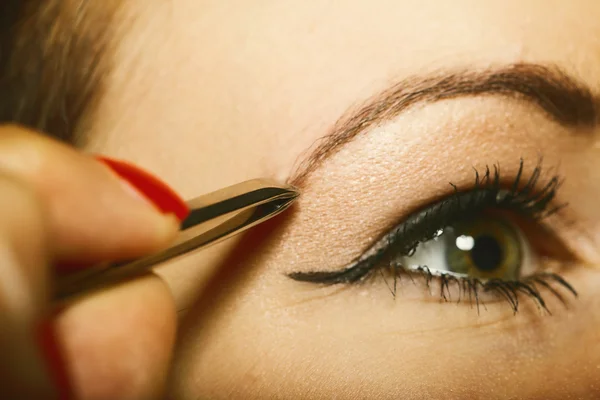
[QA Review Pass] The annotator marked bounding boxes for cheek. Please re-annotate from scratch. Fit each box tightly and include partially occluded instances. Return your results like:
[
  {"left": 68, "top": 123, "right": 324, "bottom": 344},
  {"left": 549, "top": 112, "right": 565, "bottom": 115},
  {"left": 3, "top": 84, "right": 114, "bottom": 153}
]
[{"left": 167, "top": 220, "right": 600, "bottom": 400}]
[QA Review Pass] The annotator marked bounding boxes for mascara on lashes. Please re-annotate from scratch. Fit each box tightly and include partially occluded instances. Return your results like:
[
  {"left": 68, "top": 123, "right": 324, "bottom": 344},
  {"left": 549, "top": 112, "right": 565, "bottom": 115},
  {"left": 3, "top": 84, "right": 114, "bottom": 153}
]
[{"left": 288, "top": 160, "right": 576, "bottom": 313}]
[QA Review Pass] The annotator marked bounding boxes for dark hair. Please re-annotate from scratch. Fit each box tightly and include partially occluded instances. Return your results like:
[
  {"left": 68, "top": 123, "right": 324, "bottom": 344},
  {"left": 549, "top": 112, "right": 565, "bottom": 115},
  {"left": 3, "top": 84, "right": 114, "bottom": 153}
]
[{"left": 0, "top": 1, "right": 119, "bottom": 145}]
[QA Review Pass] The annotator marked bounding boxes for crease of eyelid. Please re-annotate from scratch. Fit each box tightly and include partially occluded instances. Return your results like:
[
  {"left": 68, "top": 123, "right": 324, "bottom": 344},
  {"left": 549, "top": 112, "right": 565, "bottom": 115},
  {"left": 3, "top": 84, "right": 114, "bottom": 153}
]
[
  {"left": 277, "top": 285, "right": 356, "bottom": 309},
  {"left": 378, "top": 314, "right": 546, "bottom": 340}
]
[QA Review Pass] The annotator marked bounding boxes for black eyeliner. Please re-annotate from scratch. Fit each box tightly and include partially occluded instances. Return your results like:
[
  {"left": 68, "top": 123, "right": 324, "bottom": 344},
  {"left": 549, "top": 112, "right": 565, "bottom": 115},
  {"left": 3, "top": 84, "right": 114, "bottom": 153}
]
[{"left": 289, "top": 159, "right": 562, "bottom": 285}]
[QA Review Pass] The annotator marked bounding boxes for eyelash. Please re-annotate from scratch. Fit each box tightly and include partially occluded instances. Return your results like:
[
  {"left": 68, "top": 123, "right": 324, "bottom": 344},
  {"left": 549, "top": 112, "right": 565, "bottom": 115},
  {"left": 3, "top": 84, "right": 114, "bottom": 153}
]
[{"left": 289, "top": 159, "right": 578, "bottom": 313}]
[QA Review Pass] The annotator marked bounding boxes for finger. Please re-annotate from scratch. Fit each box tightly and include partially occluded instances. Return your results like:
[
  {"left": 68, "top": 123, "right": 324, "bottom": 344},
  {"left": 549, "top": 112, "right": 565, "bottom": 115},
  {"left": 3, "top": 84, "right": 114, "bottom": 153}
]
[
  {"left": 0, "top": 125, "right": 186, "bottom": 398},
  {"left": 0, "top": 173, "right": 56, "bottom": 398},
  {"left": 0, "top": 124, "right": 188, "bottom": 268},
  {"left": 54, "top": 275, "right": 177, "bottom": 400}
]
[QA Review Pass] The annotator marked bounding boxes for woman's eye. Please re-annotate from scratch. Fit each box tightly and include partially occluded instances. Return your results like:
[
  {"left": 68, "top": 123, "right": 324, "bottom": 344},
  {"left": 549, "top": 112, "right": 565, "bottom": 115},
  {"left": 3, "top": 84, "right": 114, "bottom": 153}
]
[
  {"left": 399, "top": 216, "right": 532, "bottom": 281},
  {"left": 289, "top": 160, "right": 578, "bottom": 313}
]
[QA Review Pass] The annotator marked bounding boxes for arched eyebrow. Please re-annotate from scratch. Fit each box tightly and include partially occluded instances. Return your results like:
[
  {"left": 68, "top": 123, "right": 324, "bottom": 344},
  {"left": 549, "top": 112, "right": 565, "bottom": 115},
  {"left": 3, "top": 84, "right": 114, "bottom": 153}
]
[{"left": 290, "top": 63, "right": 599, "bottom": 186}]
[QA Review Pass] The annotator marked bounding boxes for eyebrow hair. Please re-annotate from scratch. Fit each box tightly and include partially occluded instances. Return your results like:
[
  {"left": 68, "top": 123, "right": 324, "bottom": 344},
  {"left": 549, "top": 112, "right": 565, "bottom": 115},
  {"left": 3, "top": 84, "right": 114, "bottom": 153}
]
[{"left": 290, "top": 63, "right": 598, "bottom": 185}]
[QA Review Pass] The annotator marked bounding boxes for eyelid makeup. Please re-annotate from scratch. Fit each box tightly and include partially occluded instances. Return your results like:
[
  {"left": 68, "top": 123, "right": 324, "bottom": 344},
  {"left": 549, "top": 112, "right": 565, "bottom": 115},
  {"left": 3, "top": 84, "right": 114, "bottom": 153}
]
[{"left": 289, "top": 159, "right": 578, "bottom": 313}]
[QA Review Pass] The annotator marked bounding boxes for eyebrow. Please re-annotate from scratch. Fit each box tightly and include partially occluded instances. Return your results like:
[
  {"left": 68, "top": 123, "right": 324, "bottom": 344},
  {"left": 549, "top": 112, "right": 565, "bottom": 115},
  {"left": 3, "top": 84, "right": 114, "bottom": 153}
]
[{"left": 290, "top": 63, "right": 598, "bottom": 185}]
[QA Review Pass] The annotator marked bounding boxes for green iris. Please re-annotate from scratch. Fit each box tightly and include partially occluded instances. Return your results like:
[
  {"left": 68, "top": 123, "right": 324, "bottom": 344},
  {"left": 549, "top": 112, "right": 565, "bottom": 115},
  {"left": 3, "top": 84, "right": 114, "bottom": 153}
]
[{"left": 445, "top": 217, "right": 522, "bottom": 280}]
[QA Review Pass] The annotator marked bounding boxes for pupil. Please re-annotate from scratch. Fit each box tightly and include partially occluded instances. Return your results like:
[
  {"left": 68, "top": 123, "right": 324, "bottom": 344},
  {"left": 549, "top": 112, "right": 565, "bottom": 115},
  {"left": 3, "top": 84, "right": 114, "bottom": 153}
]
[{"left": 469, "top": 235, "right": 503, "bottom": 272}]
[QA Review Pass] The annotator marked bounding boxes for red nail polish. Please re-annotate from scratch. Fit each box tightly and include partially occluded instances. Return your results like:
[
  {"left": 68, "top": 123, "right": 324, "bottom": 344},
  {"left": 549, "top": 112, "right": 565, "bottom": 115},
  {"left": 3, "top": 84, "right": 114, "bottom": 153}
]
[
  {"left": 36, "top": 319, "right": 72, "bottom": 400},
  {"left": 96, "top": 156, "right": 189, "bottom": 221}
]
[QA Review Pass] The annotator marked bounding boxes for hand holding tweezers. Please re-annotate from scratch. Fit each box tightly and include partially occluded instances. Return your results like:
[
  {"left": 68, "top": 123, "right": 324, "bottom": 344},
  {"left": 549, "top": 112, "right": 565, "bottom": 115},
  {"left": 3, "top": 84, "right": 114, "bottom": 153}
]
[{"left": 55, "top": 179, "right": 299, "bottom": 302}]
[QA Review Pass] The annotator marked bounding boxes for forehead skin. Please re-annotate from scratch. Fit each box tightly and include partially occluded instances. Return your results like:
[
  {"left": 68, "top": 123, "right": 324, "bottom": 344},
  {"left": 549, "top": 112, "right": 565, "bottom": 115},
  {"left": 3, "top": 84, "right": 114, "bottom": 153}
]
[{"left": 87, "top": 1, "right": 600, "bottom": 399}]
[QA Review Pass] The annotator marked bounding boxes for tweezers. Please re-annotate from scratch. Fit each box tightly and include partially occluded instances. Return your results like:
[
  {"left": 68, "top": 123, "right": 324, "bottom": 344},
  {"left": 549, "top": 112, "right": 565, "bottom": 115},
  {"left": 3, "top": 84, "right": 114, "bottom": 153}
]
[{"left": 55, "top": 179, "right": 299, "bottom": 302}]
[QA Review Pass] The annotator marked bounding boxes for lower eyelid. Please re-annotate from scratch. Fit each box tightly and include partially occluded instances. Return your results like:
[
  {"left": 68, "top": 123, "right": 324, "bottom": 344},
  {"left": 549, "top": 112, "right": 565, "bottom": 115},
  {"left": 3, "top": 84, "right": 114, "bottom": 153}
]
[{"left": 367, "top": 263, "right": 579, "bottom": 312}]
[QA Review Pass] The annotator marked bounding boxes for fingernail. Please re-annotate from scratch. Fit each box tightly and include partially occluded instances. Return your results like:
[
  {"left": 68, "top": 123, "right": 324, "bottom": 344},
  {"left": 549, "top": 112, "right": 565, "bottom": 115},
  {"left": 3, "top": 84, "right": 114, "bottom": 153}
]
[
  {"left": 36, "top": 318, "right": 72, "bottom": 400},
  {"left": 95, "top": 156, "right": 189, "bottom": 221}
]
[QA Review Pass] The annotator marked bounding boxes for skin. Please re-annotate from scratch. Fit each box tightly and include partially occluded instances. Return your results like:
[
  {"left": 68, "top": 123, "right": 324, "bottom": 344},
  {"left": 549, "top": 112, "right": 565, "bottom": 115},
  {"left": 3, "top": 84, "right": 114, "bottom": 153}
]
[
  {"left": 0, "top": 127, "right": 179, "bottom": 399},
  {"left": 48, "top": 0, "right": 600, "bottom": 398}
]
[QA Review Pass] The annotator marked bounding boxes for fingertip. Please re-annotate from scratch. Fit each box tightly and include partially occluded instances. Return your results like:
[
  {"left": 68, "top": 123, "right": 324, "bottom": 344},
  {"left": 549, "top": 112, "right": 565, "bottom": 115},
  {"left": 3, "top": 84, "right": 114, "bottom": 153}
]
[{"left": 55, "top": 275, "right": 177, "bottom": 400}]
